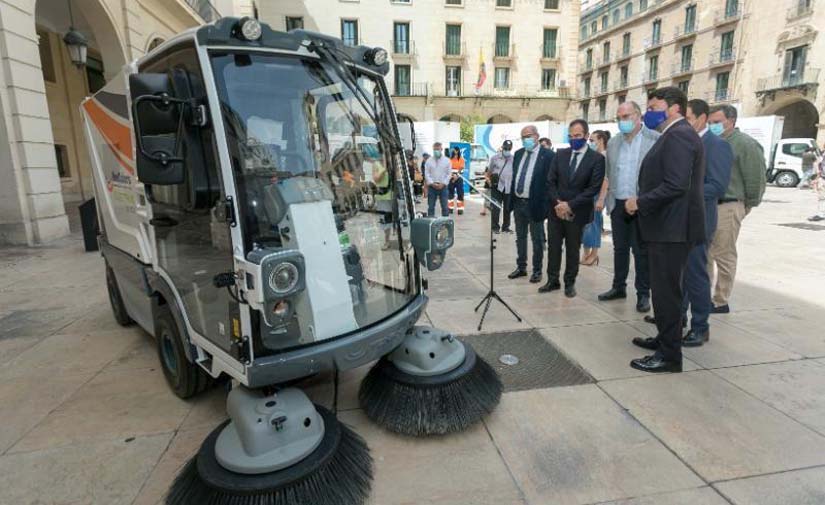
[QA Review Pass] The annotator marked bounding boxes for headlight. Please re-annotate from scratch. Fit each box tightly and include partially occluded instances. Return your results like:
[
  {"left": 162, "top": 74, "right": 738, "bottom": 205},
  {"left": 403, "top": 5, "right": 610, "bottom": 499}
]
[
  {"left": 365, "top": 47, "right": 388, "bottom": 66},
  {"left": 238, "top": 17, "right": 262, "bottom": 41},
  {"left": 435, "top": 224, "right": 451, "bottom": 249},
  {"left": 269, "top": 262, "right": 299, "bottom": 294}
]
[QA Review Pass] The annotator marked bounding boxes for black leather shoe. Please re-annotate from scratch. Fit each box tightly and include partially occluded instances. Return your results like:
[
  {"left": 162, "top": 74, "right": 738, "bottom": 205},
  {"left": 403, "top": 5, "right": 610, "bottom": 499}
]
[
  {"left": 711, "top": 304, "right": 730, "bottom": 314},
  {"left": 565, "top": 285, "right": 577, "bottom": 298},
  {"left": 636, "top": 294, "right": 651, "bottom": 313},
  {"left": 644, "top": 315, "right": 687, "bottom": 328},
  {"left": 508, "top": 269, "right": 527, "bottom": 279},
  {"left": 538, "top": 281, "right": 561, "bottom": 293},
  {"left": 682, "top": 329, "right": 709, "bottom": 347},
  {"left": 598, "top": 288, "right": 627, "bottom": 301},
  {"left": 632, "top": 336, "right": 659, "bottom": 350},
  {"left": 630, "top": 355, "right": 683, "bottom": 373},
  {"left": 529, "top": 272, "right": 542, "bottom": 283}
]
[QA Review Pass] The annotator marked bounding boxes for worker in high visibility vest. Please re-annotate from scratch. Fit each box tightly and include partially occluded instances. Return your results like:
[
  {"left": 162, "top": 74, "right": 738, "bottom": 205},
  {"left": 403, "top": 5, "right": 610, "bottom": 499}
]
[{"left": 448, "top": 147, "right": 465, "bottom": 215}]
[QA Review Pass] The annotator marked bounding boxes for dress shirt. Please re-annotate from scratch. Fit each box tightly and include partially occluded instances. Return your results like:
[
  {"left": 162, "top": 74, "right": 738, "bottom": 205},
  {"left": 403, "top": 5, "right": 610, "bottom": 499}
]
[
  {"left": 614, "top": 132, "right": 643, "bottom": 200},
  {"left": 515, "top": 148, "right": 539, "bottom": 198},
  {"left": 569, "top": 145, "right": 588, "bottom": 175},
  {"left": 488, "top": 153, "right": 514, "bottom": 193},
  {"left": 661, "top": 116, "right": 684, "bottom": 134},
  {"left": 424, "top": 156, "right": 452, "bottom": 186},
  {"left": 698, "top": 127, "right": 708, "bottom": 138}
]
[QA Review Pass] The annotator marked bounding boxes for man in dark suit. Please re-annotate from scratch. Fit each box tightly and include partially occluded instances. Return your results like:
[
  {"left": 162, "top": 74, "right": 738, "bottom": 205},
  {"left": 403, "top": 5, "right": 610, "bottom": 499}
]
[
  {"left": 678, "top": 99, "right": 733, "bottom": 347},
  {"left": 625, "top": 86, "right": 705, "bottom": 373},
  {"left": 540, "top": 119, "right": 605, "bottom": 298},
  {"left": 508, "top": 125, "right": 555, "bottom": 284}
]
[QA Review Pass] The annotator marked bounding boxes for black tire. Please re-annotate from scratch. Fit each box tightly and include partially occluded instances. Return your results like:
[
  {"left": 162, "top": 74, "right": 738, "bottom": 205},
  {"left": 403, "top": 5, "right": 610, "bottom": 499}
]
[
  {"left": 774, "top": 170, "right": 799, "bottom": 188},
  {"left": 105, "top": 265, "right": 133, "bottom": 326},
  {"left": 156, "top": 305, "right": 212, "bottom": 399}
]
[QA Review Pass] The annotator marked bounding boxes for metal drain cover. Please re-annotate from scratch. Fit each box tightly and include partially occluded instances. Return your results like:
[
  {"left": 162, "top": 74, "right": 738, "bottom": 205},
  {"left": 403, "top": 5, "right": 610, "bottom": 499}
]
[{"left": 461, "top": 329, "right": 594, "bottom": 393}]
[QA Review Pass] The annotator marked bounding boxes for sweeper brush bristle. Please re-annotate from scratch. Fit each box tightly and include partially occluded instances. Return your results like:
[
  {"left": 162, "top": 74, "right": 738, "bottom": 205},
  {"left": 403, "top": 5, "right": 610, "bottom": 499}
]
[
  {"left": 359, "top": 343, "right": 502, "bottom": 436},
  {"left": 165, "top": 406, "right": 372, "bottom": 505}
]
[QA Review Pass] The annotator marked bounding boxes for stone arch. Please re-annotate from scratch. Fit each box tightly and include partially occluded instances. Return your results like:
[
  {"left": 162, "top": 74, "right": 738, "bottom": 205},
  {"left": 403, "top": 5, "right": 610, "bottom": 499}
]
[
  {"left": 439, "top": 113, "right": 462, "bottom": 122},
  {"left": 534, "top": 114, "right": 555, "bottom": 121},
  {"left": 487, "top": 114, "right": 513, "bottom": 124},
  {"left": 763, "top": 99, "right": 819, "bottom": 139},
  {"left": 147, "top": 36, "right": 166, "bottom": 53}
]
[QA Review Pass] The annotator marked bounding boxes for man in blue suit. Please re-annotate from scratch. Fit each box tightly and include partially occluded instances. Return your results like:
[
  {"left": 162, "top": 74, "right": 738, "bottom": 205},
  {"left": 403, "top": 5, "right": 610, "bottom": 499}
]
[
  {"left": 508, "top": 125, "right": 555, "bottom": 283},
  {"left": 681, "top": 99, "right": 733, "bottom": 346}
]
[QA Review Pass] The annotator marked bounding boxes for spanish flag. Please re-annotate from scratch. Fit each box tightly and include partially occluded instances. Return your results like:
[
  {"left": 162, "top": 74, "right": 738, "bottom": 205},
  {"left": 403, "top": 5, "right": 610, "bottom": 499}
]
[{"left": 474, "top": 48, "right": 486, "bottom": 93}]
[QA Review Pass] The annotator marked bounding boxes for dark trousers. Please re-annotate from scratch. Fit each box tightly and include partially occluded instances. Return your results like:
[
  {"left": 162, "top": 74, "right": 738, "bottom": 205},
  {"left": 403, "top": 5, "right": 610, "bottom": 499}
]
[
  {"left": 610, "top": 201, "right": 650, "bottom": 297},
  {"left": 513, "top": 197, "right": 544, "bottom": 274},
  {"left": 648, "top": 242, "right": 690, "bottom": 363},
  {"left": 448, "top": 178, "right": 464, "bottom": 201},
  {"left": 681, "top": 242, "right": 711, "bottom": 334},
  {"left": 547, "top": 218, "right": 584, "bottom": 285},
  {"left": 490, "top": 187, "right": 512, "bottom": 231},
  {"left": 427, "top": 185, "right": 449, "bottom": 217}
]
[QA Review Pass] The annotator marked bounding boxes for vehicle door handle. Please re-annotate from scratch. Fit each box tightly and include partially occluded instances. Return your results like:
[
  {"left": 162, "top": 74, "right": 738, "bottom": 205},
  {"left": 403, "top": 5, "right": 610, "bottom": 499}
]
[{"left": 150, "top": 215, "right": 178, "bottom": 227}]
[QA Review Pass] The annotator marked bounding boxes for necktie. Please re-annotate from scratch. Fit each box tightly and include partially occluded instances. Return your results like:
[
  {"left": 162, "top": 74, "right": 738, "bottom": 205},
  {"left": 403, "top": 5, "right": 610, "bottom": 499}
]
[
  {"left": 516, "top": 151, "right": 531, "bottom": 195},
  {"left": 569, "top": 152, "right": 580, "bottom": 179}
]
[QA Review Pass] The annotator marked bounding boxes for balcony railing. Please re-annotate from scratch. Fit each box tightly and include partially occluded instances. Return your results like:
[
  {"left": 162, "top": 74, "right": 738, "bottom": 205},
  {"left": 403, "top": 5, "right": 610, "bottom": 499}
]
[
  {"left": 756, "top": 68, "right": 821, "bottom": 92},
  {"left": 787, "top": 0, "right": 815, "bottom": 20},
  {"left": 581, "top": 60, "right": 594, "bottom": 73},
  {"left": 391, "top": 39, "right": 416, "bottom": 56},
  {"left": 598, "top": 54, "right": 612, "bottom": 67},
  {"left": 644, "top": 35, "right": 663, "bottom": 51},
  {"left": 642, "top": 71, "right": 659, "bottom": 84},
  {"left": 442, "top": 41, "right": 467, "bottom": 58},
  {"left": 674, "top": 23, "right": 698, "bottom": 39},
  {"left": 708, "top": 89, "right": 733, "bottom": 103},
  {"left": 715, "top": 3, "right": 741, "bottom": 24},
  {"left": 185, "top": 0, "right": 220, "bottom": 22},
  {"left": 672, "top": 59, "right": 694, "bottom": 76},
  {"left": 614, "top": 78, "right": 630, "bottom": 91},
  {"left": 540, "top": 43, "right": 561, "bottom": 60},
  {"left": 581, "top": 87, "right": 592, "bottom": 98},
  {"left": 709, "top": 47, "right": 736, "bottom": 67},
  {"left": 494, "top": 42, "right": 516, "bottom": 59},
  {"left": 394, "top": 82, "right": 430, "bottom": 97}
]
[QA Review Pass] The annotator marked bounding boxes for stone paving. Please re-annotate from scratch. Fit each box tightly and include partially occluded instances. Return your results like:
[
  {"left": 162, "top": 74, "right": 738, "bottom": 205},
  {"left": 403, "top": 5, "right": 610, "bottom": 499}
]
[{"left": 1, "top": 185, "right": 824, "bottom": 505}]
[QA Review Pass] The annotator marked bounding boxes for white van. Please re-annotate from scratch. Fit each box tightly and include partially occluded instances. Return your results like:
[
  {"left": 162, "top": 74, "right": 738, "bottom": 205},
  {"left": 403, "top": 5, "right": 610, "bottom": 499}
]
[
  {"left": 470, "top": 143, "right": 490, "bottom": 188},
  {"left": 768, "top": 138, "right": 820, "bottom": 187}
]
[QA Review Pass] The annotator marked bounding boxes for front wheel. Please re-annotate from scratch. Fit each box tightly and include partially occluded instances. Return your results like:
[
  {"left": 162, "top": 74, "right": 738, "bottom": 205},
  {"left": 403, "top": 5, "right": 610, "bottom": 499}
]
[
  {"left": 156, "top": 306, "right": 212, "bottom": 399},
  {"left": 774, "top": 170, "right": 799, "bottom": 188}
]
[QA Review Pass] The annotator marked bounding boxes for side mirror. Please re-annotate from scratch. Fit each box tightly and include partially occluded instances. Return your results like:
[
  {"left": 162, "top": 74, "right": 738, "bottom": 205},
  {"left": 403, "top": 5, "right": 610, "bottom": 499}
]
[
  {"left": 411, "top": 217, "right": 454, "bottom": 270},
  {"left": 129, "top": 73, "right": 186, "bottom": 185},
  {"left": 396, "top": 113, "right": 416, "bottom": 153}
]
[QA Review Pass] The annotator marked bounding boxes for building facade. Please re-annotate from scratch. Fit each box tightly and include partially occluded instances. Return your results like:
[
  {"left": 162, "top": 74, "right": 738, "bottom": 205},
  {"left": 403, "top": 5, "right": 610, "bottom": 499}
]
[
  {"left": 0, "top": 0, "right": 225, "bottom": 246},
  {"left": 255, "top": 0, "right": 581, "bottom": 125},
  {"left": 578, "top": 0, "right": 824, "bottom": 143}
]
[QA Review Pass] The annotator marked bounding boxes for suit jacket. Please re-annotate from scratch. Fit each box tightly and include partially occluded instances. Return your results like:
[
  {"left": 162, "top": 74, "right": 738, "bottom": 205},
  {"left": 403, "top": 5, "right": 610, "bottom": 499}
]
[
  {"left": 510, "top": 146, "right": 555, "bottom": 222},
  {"left": 604, "top": 127, "right": 661, "bottom": 214},
  {"left": 546, "top": 147, "right": 606, "bottom": 226},
  {"left": 701, "top": 131, "right": 734, "bottom": 241},
  {"left": 637, "top": 119, "right": 705, "bottom": 244}
]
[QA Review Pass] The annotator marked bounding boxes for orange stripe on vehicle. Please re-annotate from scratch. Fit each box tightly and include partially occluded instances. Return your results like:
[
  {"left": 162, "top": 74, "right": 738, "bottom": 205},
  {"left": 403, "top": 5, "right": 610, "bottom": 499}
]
[{"left": 83, "top": 98, "right": 134, "bottom": 163}]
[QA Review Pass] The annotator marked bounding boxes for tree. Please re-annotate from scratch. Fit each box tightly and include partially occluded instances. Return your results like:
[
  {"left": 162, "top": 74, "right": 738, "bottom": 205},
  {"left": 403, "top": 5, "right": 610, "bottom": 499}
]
[{"left": 460, "top": 114, "right": 483, "bottom": 143}]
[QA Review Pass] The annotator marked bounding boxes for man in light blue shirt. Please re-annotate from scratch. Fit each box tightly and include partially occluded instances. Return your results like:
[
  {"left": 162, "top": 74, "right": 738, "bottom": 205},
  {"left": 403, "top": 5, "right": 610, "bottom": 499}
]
[
  {"left": 424, "top": 142, "right": 452, "bottom": 217},
  {"left": 598, "top": 101, "right": 660, "bottom": 312}
]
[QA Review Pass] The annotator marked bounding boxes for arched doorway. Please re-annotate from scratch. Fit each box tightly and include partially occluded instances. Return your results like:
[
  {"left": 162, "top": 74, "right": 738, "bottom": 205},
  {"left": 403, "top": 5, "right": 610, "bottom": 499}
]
[
  {"left": 439, "top": 113, "right": 462, "bottom": 123},
  {"left": 487, "top": 114, "right": 513, "bottom": 124},
  {"left": 771, "top": 100, "right": 819, "bottom": 139}
]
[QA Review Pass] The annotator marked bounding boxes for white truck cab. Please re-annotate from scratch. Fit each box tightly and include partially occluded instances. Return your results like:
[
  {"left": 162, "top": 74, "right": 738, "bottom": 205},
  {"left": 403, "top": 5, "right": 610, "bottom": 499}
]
[{"left": 768, "top": 138, "right": 820, "bottom": 187}]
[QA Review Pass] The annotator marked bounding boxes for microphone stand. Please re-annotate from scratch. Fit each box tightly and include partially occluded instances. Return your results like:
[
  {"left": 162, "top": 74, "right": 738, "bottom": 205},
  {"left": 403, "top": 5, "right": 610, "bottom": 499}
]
[{"left": 458, "top": 174, "right": 522, "bottom": 331}]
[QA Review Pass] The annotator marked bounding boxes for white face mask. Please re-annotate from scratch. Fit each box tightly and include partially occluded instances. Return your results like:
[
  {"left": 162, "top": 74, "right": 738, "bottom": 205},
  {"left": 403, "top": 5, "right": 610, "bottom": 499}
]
[{"left": 503, "top": 150, "right": 513, "bottom": 158}]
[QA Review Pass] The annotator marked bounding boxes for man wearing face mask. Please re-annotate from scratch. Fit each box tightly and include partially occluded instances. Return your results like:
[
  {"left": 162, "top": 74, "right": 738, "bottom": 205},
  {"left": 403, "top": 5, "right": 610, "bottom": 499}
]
[
  {"left": 424, "top": 142, "right": 453, "bottom": 217},
  {"left": 508, "top": 125, "right": 555, "bottom": 283},
  {"left": 598, "top": 101, "right": 660, "bottom": 311},
  {"left": 486, "top": 140, "right": 515, "bottom": 233},
  {"left": 705, "top": 105, "right": 767, "bottom": 314},
  {"left": 624, "top": 86, "right": 704, "bottom": 373},
  {"left": 542, "top": 119, "right": 605, "bottom": 297}
]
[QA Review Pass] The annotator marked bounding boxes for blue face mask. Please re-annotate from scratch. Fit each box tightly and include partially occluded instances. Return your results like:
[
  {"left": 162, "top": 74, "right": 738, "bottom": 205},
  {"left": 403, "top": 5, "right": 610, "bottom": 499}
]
[
  {"left": 362, "top": 144, "right": 379, "bottom": 159},
  {"left": 570, "top": 138, "right": 587, "bottom": 151},
  {"left": 588, "top": 141, "right": 597, "bottom": 150},
  {"left": 433, "top": 150, "right": 442, "bottom": 159},
  {"left": 643, "top": 110, "right": 668, "bottom": 130},
  {"left": 522, "top": 137, "right": 536, "bottom": 151},
  {"left": 618, "top": 119, "right": 636, "bottom": 134},
  {"left": 709, "top": 123, "right": 725, "bottom": 136}
]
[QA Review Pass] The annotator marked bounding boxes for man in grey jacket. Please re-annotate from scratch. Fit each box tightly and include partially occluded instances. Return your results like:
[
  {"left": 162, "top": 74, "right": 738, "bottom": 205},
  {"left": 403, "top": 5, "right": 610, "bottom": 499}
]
[{"left": 598, "top": 101, "right": 660, "bottom": 312}]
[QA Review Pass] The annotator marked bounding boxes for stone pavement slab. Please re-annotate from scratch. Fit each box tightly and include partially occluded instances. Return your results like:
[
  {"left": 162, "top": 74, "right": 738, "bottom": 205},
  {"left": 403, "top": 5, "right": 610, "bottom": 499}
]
[
  {"left": 596, "top": 486, "right": 730, "bottom": 505},
  {"left": 601, "top": 371, "right": 825, "bottom": 482},
  {"left": 716, "top": 309, "right": 825, "bottom": 358},
  {"left": 715, "top": 360, "right": 825, "bottom": 436},
  {"left": 714, "top": 466, "right": 825, "bottom": 505},
  {"left": 426, "top": 297, "right": 532, "bottom": 334},
  {"left": 486, "top": 385, "right": 703, "bottom": 505},
  {"left": 507, "top": 294, "right": 620, "bottom": 329}
]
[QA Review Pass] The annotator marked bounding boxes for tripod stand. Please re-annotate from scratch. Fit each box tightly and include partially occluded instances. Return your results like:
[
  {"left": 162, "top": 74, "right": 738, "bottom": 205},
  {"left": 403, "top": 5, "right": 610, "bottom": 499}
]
[{"left": 459, "top": 175, "right": 522, "bottom": 331}]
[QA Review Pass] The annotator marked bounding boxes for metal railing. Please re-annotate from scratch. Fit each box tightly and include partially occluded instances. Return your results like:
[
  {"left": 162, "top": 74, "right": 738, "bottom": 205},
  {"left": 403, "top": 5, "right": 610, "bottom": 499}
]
[
  {"left": 614, "top": 78, "right": 630, "bottom": 91},
  {"left": 642, "top": 70, "right": 659, "bottom": 84},
  {"left": 394, "top": 82, "right": 429, "bottom": 97},
  {"left": 598, "top": 53, "right": 612, "bottom": 67},
  {"left": 540, "top": 43, "right": 561, "bottom": 60},
  {"left": 581, "top": 87, "right": 592, "bottom": 98},
  {"left": 756, "top": 68, "right": 821, "bottom": 92},
  {"left": 391, "top": 39, "right": 415, "bottom": 56},
  {"left": 185, "top": 0, "right": 220, "bottom": 22},
  {"left": 709, "top": 47, "right": 736, "bottom": 66},
  {"left": 715, "top": 3, "right": 741, "bottom": 24},
  {"left": 672, "top": 59, "right": 694, "bottom": 75},
  {"left": 674, "top": 22, "right": 698, "bottom": 39},
  {"left": 617, "top": 47, "right": 632, "bottom": 60},
  {"left": 708, "top": 89, "right": 733, "bottom": 103},
  {"left": 494, "top": 42, "right": 516, "bottom": 59},
  {"left": 442, "top": 41, "right": 467, "bottom": 58},
  {"left": 645, "top": 35, "right": 663, "bottom": 51},
  {"left": 787, "top": 0, "right": 814, "bottom": 19}
]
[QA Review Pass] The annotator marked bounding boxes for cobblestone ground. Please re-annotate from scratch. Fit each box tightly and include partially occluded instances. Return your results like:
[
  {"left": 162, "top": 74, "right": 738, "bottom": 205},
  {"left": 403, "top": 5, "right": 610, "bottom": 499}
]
[{"left": 1, "top": 185, "right": 824, "bottom": 505}]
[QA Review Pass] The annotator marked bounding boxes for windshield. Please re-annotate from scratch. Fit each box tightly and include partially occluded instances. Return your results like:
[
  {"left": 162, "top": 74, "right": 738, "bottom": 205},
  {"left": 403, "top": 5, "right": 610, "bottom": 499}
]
[{"left": 210, "top": 51, "right": 416, "bottom": 348}]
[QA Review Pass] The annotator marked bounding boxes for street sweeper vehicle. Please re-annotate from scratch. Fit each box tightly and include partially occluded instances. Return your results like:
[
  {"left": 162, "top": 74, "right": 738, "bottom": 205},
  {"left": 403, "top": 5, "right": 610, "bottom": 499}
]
[{"left": 81, "top": 17, "right": 502, "bottom": 505}]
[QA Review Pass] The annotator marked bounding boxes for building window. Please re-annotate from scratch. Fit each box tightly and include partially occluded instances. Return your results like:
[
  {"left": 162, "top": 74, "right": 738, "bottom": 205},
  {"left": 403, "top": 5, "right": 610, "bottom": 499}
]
[
  {"left": 613, "top": 9, "right": 620, "bottom": 24},
  {"left": 543, "top": 29, "right": 558, "bottom": 58},
  {"left": 783, "top": 45, "right": 808, "bottom": 85},
  {"left": 582, "top": 102, "right": 590, "bottom": 120},
  {"left": 602, "top": 15, "right": 609, "bottom": 29},
  {"left": 85, "top": 55, "right": 105, "bottom": 94},
  {"left": 684, "top": 5, "right": 696, "bottom": 32},
  {"left": 285, "top": 16, "right": 304, "bottom": 31},
  {"left": 598, "top": 98, "right": 607, "bottom": 120},
  {"left": 720, "top": 30, "right": 735, "bottom": 60},
  {"left": 618, "top": 94, "right": 626, "bottom": 104},
  {"left": 394, "top": 22, "right": 410, "bottom": 54},
  {"left": 620, "top": 65, "right": 628, "bottom": 87},
  {"left": 37, "top": 30, "right": 56, "bottom": 83},
  {"left": 54, "top": 144, "right": 70, "bottom": 178},
  {"left": 446, "top": 65, "right": 461, "bottom": 96},
  {"left": 591, "top": 20, "right": 598, "bottom": 34},
  {"left": 395, "top": 65, "right": 411, "bottom": 96},
  {"left": 677, "top": 79, "right": 690, "bottom": 93},
  {"left": 640, "top": 0, "right": 648, "bottom": 10},
  {"left": 542, "top": 68, "right": 557, "bottom": 90},
  {"left": 495, "top": 26, "right": 511, "bottom": 57},
  {"left": 545, "top": 0, "right": 560, "bottom": 9},
  {"left": 494, "top": 67, "right": 510, "bottom": 89},
  {"left": 584, "top": 77, "right": 591, "bottom": 96},
  {"left": 581, "top": 25, "right": 588, "bottom": 39},
  {"left": 496, "top": 0, "right": 512, "bottom": 6},
  {"left": 445, "top": 0, "right": 462, "bottom": 4},
  {"left": 724, "top": 0, "right": 738, "bottom": 17},
  {"left": 603, "top": 41, "right": 611, "bottom": 63},
  {"left": 715, "top": 72, "right": 730, "bottom": 101},
  {"left": 681, "top": 44, "right": 693, "bottom": 71},
  {"left": 625, "top": 3, "right": 633, "bottom": 17},
  {"left": 648, "top": 54, "right": 658, "bottom": 81},
  {"left": 341, "top": 19, "right": 359, "bottom": 46},
  {"left": 622, "top": 33, "right": 631, "bottom": 56},
  {"left": 652, "top": 19, "right": 662, "bottom": 45},
  {"left": 446, "top": 24, "right": 462, "bottom": 55},
  {"left": 600, "top": 71, "right": 609, "bottom": 93},
  {"left": 586, "top": 48, "right": 593, "bottom": 68}
]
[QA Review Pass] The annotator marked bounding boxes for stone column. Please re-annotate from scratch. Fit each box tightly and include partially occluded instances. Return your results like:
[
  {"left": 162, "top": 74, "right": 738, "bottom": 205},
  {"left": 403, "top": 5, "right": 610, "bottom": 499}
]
[{"left": 0, "top": 0, "right": 69, "bottom": 245}]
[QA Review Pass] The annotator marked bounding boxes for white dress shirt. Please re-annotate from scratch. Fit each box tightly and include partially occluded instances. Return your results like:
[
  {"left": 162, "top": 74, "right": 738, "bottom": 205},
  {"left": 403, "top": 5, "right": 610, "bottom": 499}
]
[
  {"left": 424, "top": 156, "right": 452, "bottom": 186},
  {"left": 515, "top": 149, "right": 539, "bottom": 198}
]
